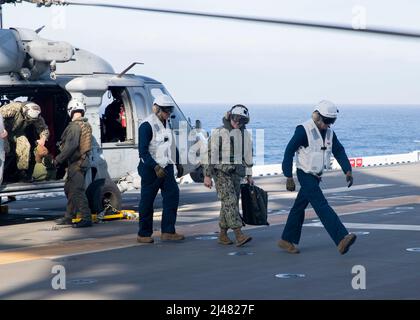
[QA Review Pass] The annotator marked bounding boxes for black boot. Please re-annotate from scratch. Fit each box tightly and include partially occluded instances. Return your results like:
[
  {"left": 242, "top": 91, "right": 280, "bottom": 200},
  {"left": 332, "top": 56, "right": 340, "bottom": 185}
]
[
  {"left": 18, "top": 170, "right": 32, "bottom": 183},
  {"left": 72, "top": 219, "right": 93, "bottom": 228},
  {"left": 55, "top": 217, "right": 73, "bottom": 225}
]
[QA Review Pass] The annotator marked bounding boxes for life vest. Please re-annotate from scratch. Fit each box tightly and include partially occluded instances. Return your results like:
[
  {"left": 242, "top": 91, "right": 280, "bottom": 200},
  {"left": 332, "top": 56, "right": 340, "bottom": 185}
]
[
  {"left": 142, "top": 113, "right": 174, "bottom": 168},
  {"left": 73, "top": 118, "right": 92, "bottom": 168},
  {"left": 296, "top": 119, "right": 333, "bottom": 176},
  {"left": 74, "top": 118, "right": 92, "bottom": 157}
]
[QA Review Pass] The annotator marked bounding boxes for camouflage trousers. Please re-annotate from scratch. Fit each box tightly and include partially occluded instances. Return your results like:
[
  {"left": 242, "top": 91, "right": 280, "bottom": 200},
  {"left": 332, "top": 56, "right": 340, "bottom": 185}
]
[
  {"left": 64, "top": 166, "right": 91, "bottom": 221},
  {"left": 4, "top": 135, "right": 31, "bottom": 170},
  {"left": 213, "top": 170, "right": 243, "bottom": 229}
]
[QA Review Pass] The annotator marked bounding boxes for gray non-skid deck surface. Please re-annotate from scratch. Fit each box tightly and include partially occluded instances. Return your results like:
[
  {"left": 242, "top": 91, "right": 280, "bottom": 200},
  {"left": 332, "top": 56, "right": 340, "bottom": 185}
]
[{"left": 0, "top": 163, "right": 419, "bottom": 299}]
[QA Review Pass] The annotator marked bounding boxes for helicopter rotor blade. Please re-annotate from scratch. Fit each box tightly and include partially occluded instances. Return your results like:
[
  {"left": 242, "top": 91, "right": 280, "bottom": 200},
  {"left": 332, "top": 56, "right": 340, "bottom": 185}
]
[{"left": 62, "top": 1, "right": 420, "bottom": 40}]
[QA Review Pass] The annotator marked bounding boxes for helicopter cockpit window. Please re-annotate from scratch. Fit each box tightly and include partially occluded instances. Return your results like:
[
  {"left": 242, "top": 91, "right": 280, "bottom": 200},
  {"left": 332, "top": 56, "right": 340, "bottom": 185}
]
[{"left": 100, "top": 88, "right": 129, "bottom": 143}]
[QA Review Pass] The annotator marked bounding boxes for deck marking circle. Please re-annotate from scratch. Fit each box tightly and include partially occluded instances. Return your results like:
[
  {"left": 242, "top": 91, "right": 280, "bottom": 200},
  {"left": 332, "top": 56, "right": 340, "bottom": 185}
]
[
  {"left": 195, "top": 236, "right": 218, "bottom": 240},
  {"left": 228, "top": 251, "right": 255, "bottom": 256},
  {"left": 406, "top": 248, "right": 420, "bottom": 253},
  {"left": 68, "top": 279, "right": 97, "bottom": 285},
  {"left": 275, "top": 273, "right": 306, "bottom": 279},
  {"left": 352, "top": 231, "right": 370, "bottom": 236}
]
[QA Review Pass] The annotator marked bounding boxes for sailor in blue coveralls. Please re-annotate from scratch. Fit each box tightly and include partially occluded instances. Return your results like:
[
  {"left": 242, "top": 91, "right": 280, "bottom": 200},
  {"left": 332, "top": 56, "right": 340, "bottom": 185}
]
[
  {"left": 278, "top": 100, "right": 357, "bottom": 255},
  {"left": 137, "top": 94, "right": 184, "bottom": 244}
]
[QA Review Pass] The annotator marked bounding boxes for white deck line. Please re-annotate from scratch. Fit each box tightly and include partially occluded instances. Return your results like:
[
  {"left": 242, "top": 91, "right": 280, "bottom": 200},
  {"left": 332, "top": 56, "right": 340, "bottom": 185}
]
[{"left": 305, "top": 222, "right": 420, "bottom": 231}]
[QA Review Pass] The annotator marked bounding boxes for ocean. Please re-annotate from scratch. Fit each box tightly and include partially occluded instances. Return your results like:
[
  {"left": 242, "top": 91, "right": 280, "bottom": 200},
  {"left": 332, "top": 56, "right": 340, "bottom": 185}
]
[{"left": 180, "top": 104, "right": 420, "bottom": 165}]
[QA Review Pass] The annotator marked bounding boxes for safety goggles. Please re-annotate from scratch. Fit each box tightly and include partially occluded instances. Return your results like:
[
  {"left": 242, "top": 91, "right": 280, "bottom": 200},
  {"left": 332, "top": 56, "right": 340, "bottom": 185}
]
[
  {"left": 231, "top": 114, "right": 249, "bottom": 125},
  {"left": 160, "top": 106, "right": 174, "bottom": 114},
  {"left": 320, "top": 115, "right": 336, "bottom": 125}
]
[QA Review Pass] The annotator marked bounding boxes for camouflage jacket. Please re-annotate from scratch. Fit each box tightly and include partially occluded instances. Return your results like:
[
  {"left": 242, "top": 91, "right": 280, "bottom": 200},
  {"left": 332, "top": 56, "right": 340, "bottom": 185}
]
[
  {"left": 0, "top": 102, "right": 49, "bottom": 140},
  {"left": 203, "top": 116, "right": 253, "bottom": 177}
]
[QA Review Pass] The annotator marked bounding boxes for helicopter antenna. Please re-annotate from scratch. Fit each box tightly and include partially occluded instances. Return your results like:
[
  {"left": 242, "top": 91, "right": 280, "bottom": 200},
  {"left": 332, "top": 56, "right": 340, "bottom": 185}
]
[
  {"left": 117, "top": 62, "right": 144, "bottom": 78},
  {"left": 35, "top": 24, "right": 45, "bottom": 33}
]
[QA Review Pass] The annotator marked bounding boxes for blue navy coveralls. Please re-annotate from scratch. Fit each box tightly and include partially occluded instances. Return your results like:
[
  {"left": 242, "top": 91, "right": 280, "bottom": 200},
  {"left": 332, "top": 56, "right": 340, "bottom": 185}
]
[
  {"left": 281, "top": 125, "right": 352, "bottom": 245},
  {"left": 137, "top": 121, "right": 179, "bottom": 237}
]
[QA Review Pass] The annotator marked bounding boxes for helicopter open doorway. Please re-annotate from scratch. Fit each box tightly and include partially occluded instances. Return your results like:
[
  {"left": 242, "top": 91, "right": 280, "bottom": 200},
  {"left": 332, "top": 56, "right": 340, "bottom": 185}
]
[{"left": 0, "top": 85, "right": 70, "bottom": 183}]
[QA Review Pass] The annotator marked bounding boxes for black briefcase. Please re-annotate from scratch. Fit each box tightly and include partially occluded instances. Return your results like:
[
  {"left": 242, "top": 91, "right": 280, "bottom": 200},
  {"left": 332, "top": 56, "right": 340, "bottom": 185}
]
[{"left": 240, "top": 184, "right": 269, "bottom": 226}]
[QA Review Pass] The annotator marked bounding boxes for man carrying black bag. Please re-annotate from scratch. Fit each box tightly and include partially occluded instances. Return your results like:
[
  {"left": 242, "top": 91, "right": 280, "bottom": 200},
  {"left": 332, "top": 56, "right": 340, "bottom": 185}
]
[{"left": 241, "top": 184, "right": 269, "bottom": 226}]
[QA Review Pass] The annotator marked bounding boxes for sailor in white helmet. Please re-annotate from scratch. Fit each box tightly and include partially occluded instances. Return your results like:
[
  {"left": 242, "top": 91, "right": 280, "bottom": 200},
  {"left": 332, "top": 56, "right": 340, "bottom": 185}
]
[
  {"left": 278, "top": 100, "right": 356, "bottom": 255},
  {"left": 137, "top": 94, "right": 184, "bottom": 243},
  {"left": 0, "top": 101, "right": 49, "bottom": 181}
]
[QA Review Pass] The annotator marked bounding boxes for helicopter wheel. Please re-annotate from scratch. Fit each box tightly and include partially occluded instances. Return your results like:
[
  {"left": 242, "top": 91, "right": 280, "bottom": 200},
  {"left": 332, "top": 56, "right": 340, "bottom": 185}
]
[{"left": 86, "top": 178, "right": 122, "bottom": 214}]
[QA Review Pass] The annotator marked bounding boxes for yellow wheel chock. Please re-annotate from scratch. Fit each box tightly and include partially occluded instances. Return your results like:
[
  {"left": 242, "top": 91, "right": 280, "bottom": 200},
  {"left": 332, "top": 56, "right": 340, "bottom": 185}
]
[{"left": 72, "top": 210, "right": 138, "bottom": 223}]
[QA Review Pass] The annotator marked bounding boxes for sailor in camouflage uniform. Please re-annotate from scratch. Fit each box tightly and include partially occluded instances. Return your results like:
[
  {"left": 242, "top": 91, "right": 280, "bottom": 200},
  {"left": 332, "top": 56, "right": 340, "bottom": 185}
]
[
  {"left": 0, "top": 101, "right": 49, "bottom": 180},
  {"left": 54, "top": 99, "right": 93, "bottom": 228},
  {"left": 203, "top": 105, "right": 253, "bottom": 247}
]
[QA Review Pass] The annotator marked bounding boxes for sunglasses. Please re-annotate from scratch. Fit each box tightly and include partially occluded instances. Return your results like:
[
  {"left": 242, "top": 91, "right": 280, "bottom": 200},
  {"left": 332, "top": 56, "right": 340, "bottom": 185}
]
[
  {"left": 160, "top": 107, "right": 174, "bottom": 114},
  {"left": 231, "top": 114, "right": 248, "bottom": 124},
  {"left": 320, "top": 115, "right": 336, "bottom": 125}
]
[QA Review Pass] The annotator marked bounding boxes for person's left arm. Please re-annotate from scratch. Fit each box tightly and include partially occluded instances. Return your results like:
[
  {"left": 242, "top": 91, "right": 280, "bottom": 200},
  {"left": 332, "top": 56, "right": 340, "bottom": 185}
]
[
  {"left": 332, "top": 132, "right": 353, "bottom": 187},
  {"left": 244, "top": 128, "right": 254, "bottom": 184}
]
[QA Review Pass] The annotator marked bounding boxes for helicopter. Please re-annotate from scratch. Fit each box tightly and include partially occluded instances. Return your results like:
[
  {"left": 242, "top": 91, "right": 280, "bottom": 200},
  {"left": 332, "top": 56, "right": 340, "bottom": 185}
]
[{"left": 0, "top": 0, "right": 419, "bottom": 214}]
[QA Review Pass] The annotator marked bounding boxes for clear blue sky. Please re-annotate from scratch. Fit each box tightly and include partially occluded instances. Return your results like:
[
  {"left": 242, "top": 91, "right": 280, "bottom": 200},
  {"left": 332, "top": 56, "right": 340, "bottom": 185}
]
[{"left": 3, "top": 0, "right": 420, "bottom": 105}]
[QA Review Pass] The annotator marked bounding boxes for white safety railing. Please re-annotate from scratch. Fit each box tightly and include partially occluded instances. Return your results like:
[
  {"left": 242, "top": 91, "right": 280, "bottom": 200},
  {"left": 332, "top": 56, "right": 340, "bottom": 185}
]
[
  {"left": 119, "top": 150, "right": 420, "bottom": 188},
  {"left": 331, "top": 150, "right": 420, "bottom": 170}
]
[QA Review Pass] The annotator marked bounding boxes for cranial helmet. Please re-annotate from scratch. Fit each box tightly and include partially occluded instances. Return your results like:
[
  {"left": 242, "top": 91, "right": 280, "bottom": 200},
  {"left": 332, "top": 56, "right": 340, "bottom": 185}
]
[
  {"left": 153, "top": 94, "right": 175, "bottom": 113},
  {"left": 67, "top": 99, "right": 86, "bottom": 117},
  {"left": 314, "top": 100, "right": 339, "bottom": 124},
  {"left": 229, "top": 104, "right": 249, "bottom": 124},
  {"left": 23, "top": 102, "right": 41, "bottom": 119}
]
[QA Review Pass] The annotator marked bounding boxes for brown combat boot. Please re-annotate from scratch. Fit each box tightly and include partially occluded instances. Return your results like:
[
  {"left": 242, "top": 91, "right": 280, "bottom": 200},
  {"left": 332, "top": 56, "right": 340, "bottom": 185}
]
[
  {"left": 218, "top": 228, "right": 234, "bottom": 245},
  {"left": 137, "top": 236, "right": 154, "bottom": 244},
  {"left": 278, "top": 239, "right": 300, "bottom": 254},
  {"left": 338, "top": 233, "right": 357, "bottom": 255},
  {"left": 161, "top": 232, "right": 185, "bottom": 241},
  {"left": 233, "top": 228, "right": 252, "bottom": 247}
]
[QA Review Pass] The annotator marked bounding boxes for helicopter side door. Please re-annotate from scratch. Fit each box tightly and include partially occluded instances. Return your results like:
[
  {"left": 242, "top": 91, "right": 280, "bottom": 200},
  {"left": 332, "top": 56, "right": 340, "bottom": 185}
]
[{"left": 100, "top": 86, "right": 139, "bottom": 180}]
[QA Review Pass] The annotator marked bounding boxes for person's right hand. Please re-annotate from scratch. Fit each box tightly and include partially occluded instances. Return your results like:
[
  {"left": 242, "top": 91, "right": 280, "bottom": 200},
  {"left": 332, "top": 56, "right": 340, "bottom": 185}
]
[
  {"left": 0, "top": 129, "right": 7, "bottom": 139},
  {"left": 286, "top": 177, "right": 296, "bottom": 192},
  {"left": 204, "top": 176, "right": 213, "bottom": 189},
  {"left": 346, "top": 171, "right": 353, "bottom": 188},
  {"left": 154, "top": 165, "right": 167, "bottom": 178}
]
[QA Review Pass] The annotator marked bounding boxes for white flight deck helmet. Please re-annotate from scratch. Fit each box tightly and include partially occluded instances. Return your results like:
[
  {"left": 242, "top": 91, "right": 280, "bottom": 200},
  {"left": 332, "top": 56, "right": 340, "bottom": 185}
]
[
  {"left": 153, "top": 94, "right": 175, "bottom": 113},
  {"left": 67, "top": 99, "right": 86, "bottom": 117},
  {"left": 230, "top": 104, "right": 250, "bottom": 124},
  {"left": 314, "top": 100, "right": 339, "bottom": 124},
  {"left": 23, "top": 102, "right": 41, "bottom": 120}
]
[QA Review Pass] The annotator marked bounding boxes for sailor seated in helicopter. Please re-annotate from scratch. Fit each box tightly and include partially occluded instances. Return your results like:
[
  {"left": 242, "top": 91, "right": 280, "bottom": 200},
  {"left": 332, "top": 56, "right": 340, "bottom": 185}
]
[
  {"left": 0, "top": 101, "right": 50, "bottom": 182},
  {"left": 32, "top": 144, "right": 57, "bottom": 182},
  {"left": 102, "top": 88, "right": 127, "bottom": 143}
]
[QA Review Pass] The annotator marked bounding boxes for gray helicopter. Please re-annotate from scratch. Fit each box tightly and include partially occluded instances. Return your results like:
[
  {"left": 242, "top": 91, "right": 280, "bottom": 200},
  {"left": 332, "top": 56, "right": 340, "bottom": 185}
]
[
  {"left": 0, "top": 0, "right": 419, "bottom": 214},
  {"left": 0, "top": 1, "right": 209, "bottom": 213}
]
